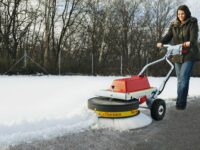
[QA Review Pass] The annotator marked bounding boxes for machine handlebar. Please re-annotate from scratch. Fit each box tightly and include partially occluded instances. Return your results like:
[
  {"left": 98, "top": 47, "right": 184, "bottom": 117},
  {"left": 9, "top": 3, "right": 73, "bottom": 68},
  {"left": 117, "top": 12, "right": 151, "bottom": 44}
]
[
  {"left": 139, "top": 44, "right": 183, "bottom": 97},
  {"left": 162, "top": 44, "right": 182, "bottom": 56}
]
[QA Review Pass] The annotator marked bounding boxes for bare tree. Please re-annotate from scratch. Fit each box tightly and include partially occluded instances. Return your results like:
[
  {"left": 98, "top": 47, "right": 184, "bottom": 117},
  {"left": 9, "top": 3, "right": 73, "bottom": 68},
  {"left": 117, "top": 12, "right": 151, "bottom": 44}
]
[
  {"left": 2, "top": 0, "right": 197, "bottom": 76},
  {"left": 140, "top": 0, "right": 180, "bottom": 75},
  {"left": 0, "top": 0, "right": 33, "bottom": 60},
  {"left": 43, "top": 0, "right": 51, "bottom": 68},
  {"left": 106, "top": 0, "right": 141, "bottom": 73}
]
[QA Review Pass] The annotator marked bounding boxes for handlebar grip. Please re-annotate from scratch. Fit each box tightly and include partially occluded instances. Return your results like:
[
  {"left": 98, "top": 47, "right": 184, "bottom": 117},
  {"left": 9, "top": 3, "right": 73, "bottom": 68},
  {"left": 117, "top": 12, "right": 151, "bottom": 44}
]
[{"left": 163, "top": 44, "right": 171, "bottom": 47}]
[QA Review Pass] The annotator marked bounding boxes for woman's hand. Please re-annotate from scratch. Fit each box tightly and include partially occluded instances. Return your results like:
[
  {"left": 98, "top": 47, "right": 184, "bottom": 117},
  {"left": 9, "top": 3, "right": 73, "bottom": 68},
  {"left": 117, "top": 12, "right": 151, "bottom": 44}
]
[
  {"left": 183, "top": 41, "right": 190, "bottom": 47},
  {"left": 157, "top": 43, "right": 163, "bottom": 48}
]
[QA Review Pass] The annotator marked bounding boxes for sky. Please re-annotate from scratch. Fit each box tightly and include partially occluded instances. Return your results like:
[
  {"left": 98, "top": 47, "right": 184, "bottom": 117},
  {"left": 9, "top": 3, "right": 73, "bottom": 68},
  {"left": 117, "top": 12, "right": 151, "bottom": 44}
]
[
  {"left": 0, "top": 75, "right": 200, "bottom": 149},
  {"left": 185, "top": 0, "right": 200, "bottom": 21}
]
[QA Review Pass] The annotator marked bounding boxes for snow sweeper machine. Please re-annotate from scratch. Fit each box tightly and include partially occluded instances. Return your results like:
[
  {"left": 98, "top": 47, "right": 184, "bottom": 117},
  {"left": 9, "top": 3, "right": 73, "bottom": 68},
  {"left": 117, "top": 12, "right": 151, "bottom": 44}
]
[{"left": 88, "top": 44, "right": 182, "bottom": 121}]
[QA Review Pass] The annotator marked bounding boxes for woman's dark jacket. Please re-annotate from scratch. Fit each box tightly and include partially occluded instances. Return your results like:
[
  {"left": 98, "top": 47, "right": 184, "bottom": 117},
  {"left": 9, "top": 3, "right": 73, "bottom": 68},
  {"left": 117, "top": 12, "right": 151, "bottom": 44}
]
[{"left": 160, "top": 17, "right": 199, "bottom": 62}]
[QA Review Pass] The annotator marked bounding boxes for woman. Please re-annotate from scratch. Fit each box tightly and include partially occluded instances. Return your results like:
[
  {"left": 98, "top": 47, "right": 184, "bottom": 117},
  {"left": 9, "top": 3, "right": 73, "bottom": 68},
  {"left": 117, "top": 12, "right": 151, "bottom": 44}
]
[{"left": 157, "top": 5, "right": 199, "bottom": 110}]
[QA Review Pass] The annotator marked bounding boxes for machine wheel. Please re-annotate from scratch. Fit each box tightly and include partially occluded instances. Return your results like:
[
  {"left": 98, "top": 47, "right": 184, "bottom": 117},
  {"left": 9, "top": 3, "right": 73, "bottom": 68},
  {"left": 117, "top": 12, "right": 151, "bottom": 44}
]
[
  {"left": 150, "top": 99, "right": 166, "bottom": 121},
  {"left": 88, "top": 97, "right": 140, "bottom": 118}
]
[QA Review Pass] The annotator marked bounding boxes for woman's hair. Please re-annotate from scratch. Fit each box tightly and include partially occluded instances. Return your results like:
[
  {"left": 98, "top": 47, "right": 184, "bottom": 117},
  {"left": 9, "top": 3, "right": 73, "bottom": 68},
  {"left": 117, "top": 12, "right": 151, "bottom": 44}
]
[{"left": 177, "top": 5, "right": 191, "bottom": 21}]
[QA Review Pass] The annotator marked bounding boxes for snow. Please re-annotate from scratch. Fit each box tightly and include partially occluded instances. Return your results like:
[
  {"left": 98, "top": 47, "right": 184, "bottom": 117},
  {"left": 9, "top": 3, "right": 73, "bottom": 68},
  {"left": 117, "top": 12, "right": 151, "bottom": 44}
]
[
  {"left": 0, "top": 75, "right": 200, "bottom": 148},
  {"left": 94, "top": 113, "right": 152, "bottom": 131}
]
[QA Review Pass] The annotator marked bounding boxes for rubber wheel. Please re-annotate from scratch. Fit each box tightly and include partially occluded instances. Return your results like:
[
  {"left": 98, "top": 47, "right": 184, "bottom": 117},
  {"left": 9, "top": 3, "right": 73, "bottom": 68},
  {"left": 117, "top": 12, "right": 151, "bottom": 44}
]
[
  {"left": 88, "top": 97, "right": 139, "bottom": 112},
  {"left": 150, "top": 99, "right": 166, "bottom": 121}
]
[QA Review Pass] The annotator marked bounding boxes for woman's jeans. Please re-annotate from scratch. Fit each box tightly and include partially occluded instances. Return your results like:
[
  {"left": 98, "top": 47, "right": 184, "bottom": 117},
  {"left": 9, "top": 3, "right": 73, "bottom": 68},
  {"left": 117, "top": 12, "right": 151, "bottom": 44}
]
[{"left": 175, "top": 61, "right": 194, "bottom": 108}]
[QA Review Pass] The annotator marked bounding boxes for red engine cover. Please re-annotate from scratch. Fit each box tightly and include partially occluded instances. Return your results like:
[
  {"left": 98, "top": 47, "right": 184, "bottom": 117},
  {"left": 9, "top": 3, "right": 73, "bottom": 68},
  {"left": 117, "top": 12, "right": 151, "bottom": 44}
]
[{"left": 111, "top": 76, "right": 150, "bottom": 93}]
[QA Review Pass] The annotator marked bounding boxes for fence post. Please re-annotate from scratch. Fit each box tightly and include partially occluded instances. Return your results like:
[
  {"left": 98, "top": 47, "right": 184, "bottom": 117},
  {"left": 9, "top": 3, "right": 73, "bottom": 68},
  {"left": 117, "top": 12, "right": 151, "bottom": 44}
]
[
  {"left": 58, "top": 50, "right": 61, "bottom": 75},
  {"left": 92, "top": 53, "right": 94, "bottom": 75},
  {"left": 146, "top": 50, "right": 149, "bottom": 76},
  {"left": 24, "top": 50, "right": 27, "bottom": 68},
  {"left": 120, "top": 55, "right": 123, "bottom": 75}
]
